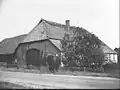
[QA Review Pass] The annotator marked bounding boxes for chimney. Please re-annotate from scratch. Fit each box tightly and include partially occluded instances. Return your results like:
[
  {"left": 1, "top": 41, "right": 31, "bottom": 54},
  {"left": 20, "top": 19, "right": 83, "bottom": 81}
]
[
  {"left": 65, "top": 20, "right": 70, "bottom": 31},
  {"left": 65, "top": 20, "right": 70, "bottom": 26}
]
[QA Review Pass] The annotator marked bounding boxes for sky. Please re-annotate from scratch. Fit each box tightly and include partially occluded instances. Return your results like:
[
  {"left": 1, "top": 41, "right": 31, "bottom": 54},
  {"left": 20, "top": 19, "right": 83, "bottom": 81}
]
[{"left": 0, "top": 0, "right": 119, "bottom": 49}]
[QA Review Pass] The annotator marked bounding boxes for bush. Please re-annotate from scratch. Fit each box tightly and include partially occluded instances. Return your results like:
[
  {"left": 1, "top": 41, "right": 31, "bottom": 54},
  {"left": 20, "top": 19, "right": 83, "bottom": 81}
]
[
  {"left": 6, "top": 64, "right": 18, "bottom": 68},
  {"left": 103, "top": 63, "right": 119, "bottom": 71},
  {"left": 61, "top": 29, "right": 105, "bottom": 69},
  {"left": 0, "top": 62, "right": 7, "bottom": 68}
]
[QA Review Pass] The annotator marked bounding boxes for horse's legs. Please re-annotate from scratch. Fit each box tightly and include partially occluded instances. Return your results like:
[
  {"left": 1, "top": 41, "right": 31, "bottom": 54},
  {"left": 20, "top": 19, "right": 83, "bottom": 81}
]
[
  {"left": 52, "top": 66, "right": 55, "bottom": 73},
  {"left": 49, "top": 65, "right": 51, "bottom": 72},
  {"left": 55, "top": 65, "right": 58, "bottom": 72}
]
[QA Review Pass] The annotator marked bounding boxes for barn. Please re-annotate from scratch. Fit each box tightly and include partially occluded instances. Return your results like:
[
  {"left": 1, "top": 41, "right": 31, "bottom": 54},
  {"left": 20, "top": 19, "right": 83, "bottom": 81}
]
[
  {"left": 0, "top": 18, "right": 118, "bottom": 68},
  {"left": 15, "top": 39, "right": 61, "bottom": 68},
  {"left": 101, "top": 44, "right": 117, "bottom": 64},
  {"left": 0, "top": 34, "right": 27, "bottom": 64},
  {"left": 14, "top": 19, "right": 63, "bottom": 68}
]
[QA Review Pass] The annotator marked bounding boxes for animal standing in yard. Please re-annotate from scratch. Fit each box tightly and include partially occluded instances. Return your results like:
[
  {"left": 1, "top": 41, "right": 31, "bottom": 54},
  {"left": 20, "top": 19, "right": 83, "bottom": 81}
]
[
  {"left": 46, "top": 54, "right": 61, "bottom": 73},
  {"left": 47, "top": 54, "right": 55, "bottom": 73},
  {"left": 54, "top": 54, "right": 61, "bottom": 72}
]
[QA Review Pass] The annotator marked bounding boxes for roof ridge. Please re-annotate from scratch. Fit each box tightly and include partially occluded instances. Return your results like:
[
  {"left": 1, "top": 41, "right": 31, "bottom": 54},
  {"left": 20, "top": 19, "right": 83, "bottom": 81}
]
[
  {"left": 42, "top": 19, "right": 65, "bottom": 26},
  {"left": 41, "top": 18, "right": 78, "bottom": 29},
  {"left": 3, "top": 34, "right": 27, "bottom": 40}
]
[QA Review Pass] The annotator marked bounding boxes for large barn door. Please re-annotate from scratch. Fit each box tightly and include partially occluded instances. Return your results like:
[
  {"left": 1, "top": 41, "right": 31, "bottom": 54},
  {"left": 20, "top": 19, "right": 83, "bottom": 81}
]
[{"left": 26, "top": 49, "right": 40, "bottom": 66}]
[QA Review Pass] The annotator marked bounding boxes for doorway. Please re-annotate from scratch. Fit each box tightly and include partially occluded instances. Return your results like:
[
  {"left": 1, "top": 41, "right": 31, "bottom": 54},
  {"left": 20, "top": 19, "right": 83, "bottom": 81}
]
[{"left": 26, "top": 49, "right": 40, "bottom": 66}]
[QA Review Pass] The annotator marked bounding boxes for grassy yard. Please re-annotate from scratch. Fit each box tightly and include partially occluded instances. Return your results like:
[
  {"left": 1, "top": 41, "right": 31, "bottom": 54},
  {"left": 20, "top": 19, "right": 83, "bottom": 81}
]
[
  {"left": 0, "top": 62, "right": 120, "bottom": 78},
  {"left": 0, "top": 81, "right": 30, "bottom": 89},
  {"left": 0, "top": 65, "right": 119, "bottom": 79}
]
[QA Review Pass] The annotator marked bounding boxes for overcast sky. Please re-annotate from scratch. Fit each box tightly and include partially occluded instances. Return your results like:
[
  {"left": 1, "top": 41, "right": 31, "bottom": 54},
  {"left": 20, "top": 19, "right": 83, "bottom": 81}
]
[{"left": 0, "top": 0, "right": 119, "bottom": 49}]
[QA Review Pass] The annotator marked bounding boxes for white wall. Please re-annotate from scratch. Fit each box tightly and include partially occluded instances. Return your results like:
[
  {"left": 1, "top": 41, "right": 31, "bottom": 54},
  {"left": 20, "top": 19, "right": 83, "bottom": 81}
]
[{"left": 105, "top": 53, "right": 118, "bottom": 63}]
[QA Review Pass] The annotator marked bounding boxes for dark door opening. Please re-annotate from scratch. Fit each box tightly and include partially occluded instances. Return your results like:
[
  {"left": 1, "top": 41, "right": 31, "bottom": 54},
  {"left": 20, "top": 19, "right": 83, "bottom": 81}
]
[{"left": 26, "top": 49, "right": 40, "bottom": 67}]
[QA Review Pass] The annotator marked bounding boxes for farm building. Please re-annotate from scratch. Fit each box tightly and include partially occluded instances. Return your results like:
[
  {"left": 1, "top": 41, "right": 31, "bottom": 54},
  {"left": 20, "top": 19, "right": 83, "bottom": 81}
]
[
  {"left": 15, "top": 39, "right": 61, "bottom": 68},
  {"left": 0, "top": 18, "right": 118, "bottom": 68},
  {"left": 101, "top": 44, "right": 117, "bottom": 64},
  {"left": 0, "top": 34, "right": 27, "bottom": 64}
]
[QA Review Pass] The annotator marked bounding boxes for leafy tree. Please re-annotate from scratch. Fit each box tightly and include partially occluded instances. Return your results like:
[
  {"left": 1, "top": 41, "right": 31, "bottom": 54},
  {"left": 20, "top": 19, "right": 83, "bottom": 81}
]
[{"left": 61, "top": 27, "right": 105, "bottom": 72}]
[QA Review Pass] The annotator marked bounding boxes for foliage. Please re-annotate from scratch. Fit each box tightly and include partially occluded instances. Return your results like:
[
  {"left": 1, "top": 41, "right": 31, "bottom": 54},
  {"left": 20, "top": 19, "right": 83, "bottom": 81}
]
[
  {"left": 61, "top": 27, "right": 105, "bottom": 72},
  {"left": 114, "top": 47, "right": 120, "bottom": 53}
]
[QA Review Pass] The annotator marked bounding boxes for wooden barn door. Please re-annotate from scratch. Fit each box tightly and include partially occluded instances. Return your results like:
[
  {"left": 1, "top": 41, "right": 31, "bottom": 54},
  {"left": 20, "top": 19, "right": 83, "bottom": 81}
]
[{"left": 26, "top": 49, "right": 40, "bottom": 66}]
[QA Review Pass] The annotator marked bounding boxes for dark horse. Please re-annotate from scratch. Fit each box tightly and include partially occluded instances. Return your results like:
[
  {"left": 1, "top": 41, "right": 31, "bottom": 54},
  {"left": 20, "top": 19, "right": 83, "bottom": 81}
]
[
  {"left": 54, "top": 55, "right": 61, "bottom": 72},
  {"left": 46, "top": 54, "right": 61, "bottom": 73},
  {"left": 47, "top": 55, "right": 55, "bottom": 73}
]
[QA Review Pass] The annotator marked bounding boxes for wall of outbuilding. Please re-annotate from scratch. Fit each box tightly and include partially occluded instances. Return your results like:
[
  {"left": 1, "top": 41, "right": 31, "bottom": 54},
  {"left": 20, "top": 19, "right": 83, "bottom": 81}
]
[
  {"left": 0, "top": 54, "right": 14, "bottom": 64},
  {"left": 15, "top": 40, "right": 61, "bottom": 68}
]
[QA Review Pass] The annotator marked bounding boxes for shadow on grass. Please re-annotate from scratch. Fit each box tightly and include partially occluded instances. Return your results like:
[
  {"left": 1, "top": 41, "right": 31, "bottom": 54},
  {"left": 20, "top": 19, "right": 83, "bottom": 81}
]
[
  {"left": 0, "top": 65, "right": 119, "bottom": 79},
  {"left": 0, "top": 81, "right": 29, "bottom": 89}
]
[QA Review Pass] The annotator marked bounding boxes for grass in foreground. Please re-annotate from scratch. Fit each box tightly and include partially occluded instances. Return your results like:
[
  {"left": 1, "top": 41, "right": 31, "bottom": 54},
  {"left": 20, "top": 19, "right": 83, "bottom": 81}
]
[
  {"left": 0, "top": 65, "right": 119, "bottom": 79},
  {"left": 0, "top": 81, "right": 30, "bottom": 89}
]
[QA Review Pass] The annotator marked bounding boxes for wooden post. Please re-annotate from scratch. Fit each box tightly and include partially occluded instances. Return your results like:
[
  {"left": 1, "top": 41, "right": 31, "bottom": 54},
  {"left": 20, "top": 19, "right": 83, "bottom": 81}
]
[
  {"left": 113, "top": 54, "right": 115, "bottom": 61},
  {"left": 84, "top": 67, "right": 86, "bottom": 72}
]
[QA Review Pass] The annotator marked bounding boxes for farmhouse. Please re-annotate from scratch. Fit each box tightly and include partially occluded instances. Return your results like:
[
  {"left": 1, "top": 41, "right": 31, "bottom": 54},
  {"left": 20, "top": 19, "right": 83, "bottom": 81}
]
[{"left": 0, "top": 18, "right": 118, "bottom": 68}]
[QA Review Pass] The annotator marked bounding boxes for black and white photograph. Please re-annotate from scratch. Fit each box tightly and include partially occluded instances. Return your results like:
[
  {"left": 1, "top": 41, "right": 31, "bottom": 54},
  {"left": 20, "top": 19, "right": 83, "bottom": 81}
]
[{"left": 0, "top": 0, "right": 119, "bottom": 89}]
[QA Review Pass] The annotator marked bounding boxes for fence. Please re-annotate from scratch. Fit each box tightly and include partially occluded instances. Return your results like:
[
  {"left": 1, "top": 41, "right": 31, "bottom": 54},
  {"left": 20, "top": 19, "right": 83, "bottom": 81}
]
[{"left": 0, "top": 62, "right": 18, "bottom": 68}]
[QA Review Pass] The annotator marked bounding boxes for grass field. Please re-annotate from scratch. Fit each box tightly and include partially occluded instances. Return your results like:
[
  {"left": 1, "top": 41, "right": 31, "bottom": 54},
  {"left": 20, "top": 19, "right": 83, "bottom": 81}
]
[
  {"left": 0, "top": 81, "right": 30, "bottom": 89},
  {"left": 0, "top": 65, "right": 119, "bottom": 79}
]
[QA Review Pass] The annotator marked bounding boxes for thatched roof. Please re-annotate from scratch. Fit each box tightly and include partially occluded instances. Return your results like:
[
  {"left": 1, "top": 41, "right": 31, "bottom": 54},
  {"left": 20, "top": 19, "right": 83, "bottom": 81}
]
[
  {"left": 22, "top": 19, "right": 90, "bottom": 43},
  {"left": 0, "top": 34, "right": 27, "bottom": 54},
  {"left": 101, "top": 44, "right": 117, "bottom": 54},
  {"left": 0, "top": 18, "right": 117, "bottom": 54}
]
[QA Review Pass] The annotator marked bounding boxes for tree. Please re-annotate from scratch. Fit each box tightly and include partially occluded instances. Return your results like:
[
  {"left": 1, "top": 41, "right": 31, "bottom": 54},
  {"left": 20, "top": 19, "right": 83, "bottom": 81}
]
[{"left": 61, "top": 27, "right": 105, "bottom": 72}]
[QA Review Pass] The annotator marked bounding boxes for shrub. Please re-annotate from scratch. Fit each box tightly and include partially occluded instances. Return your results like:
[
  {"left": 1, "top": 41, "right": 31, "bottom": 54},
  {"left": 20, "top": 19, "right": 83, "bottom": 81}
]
[{"left": 61, "top": 27, "right": 105, "bottom": 71}]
